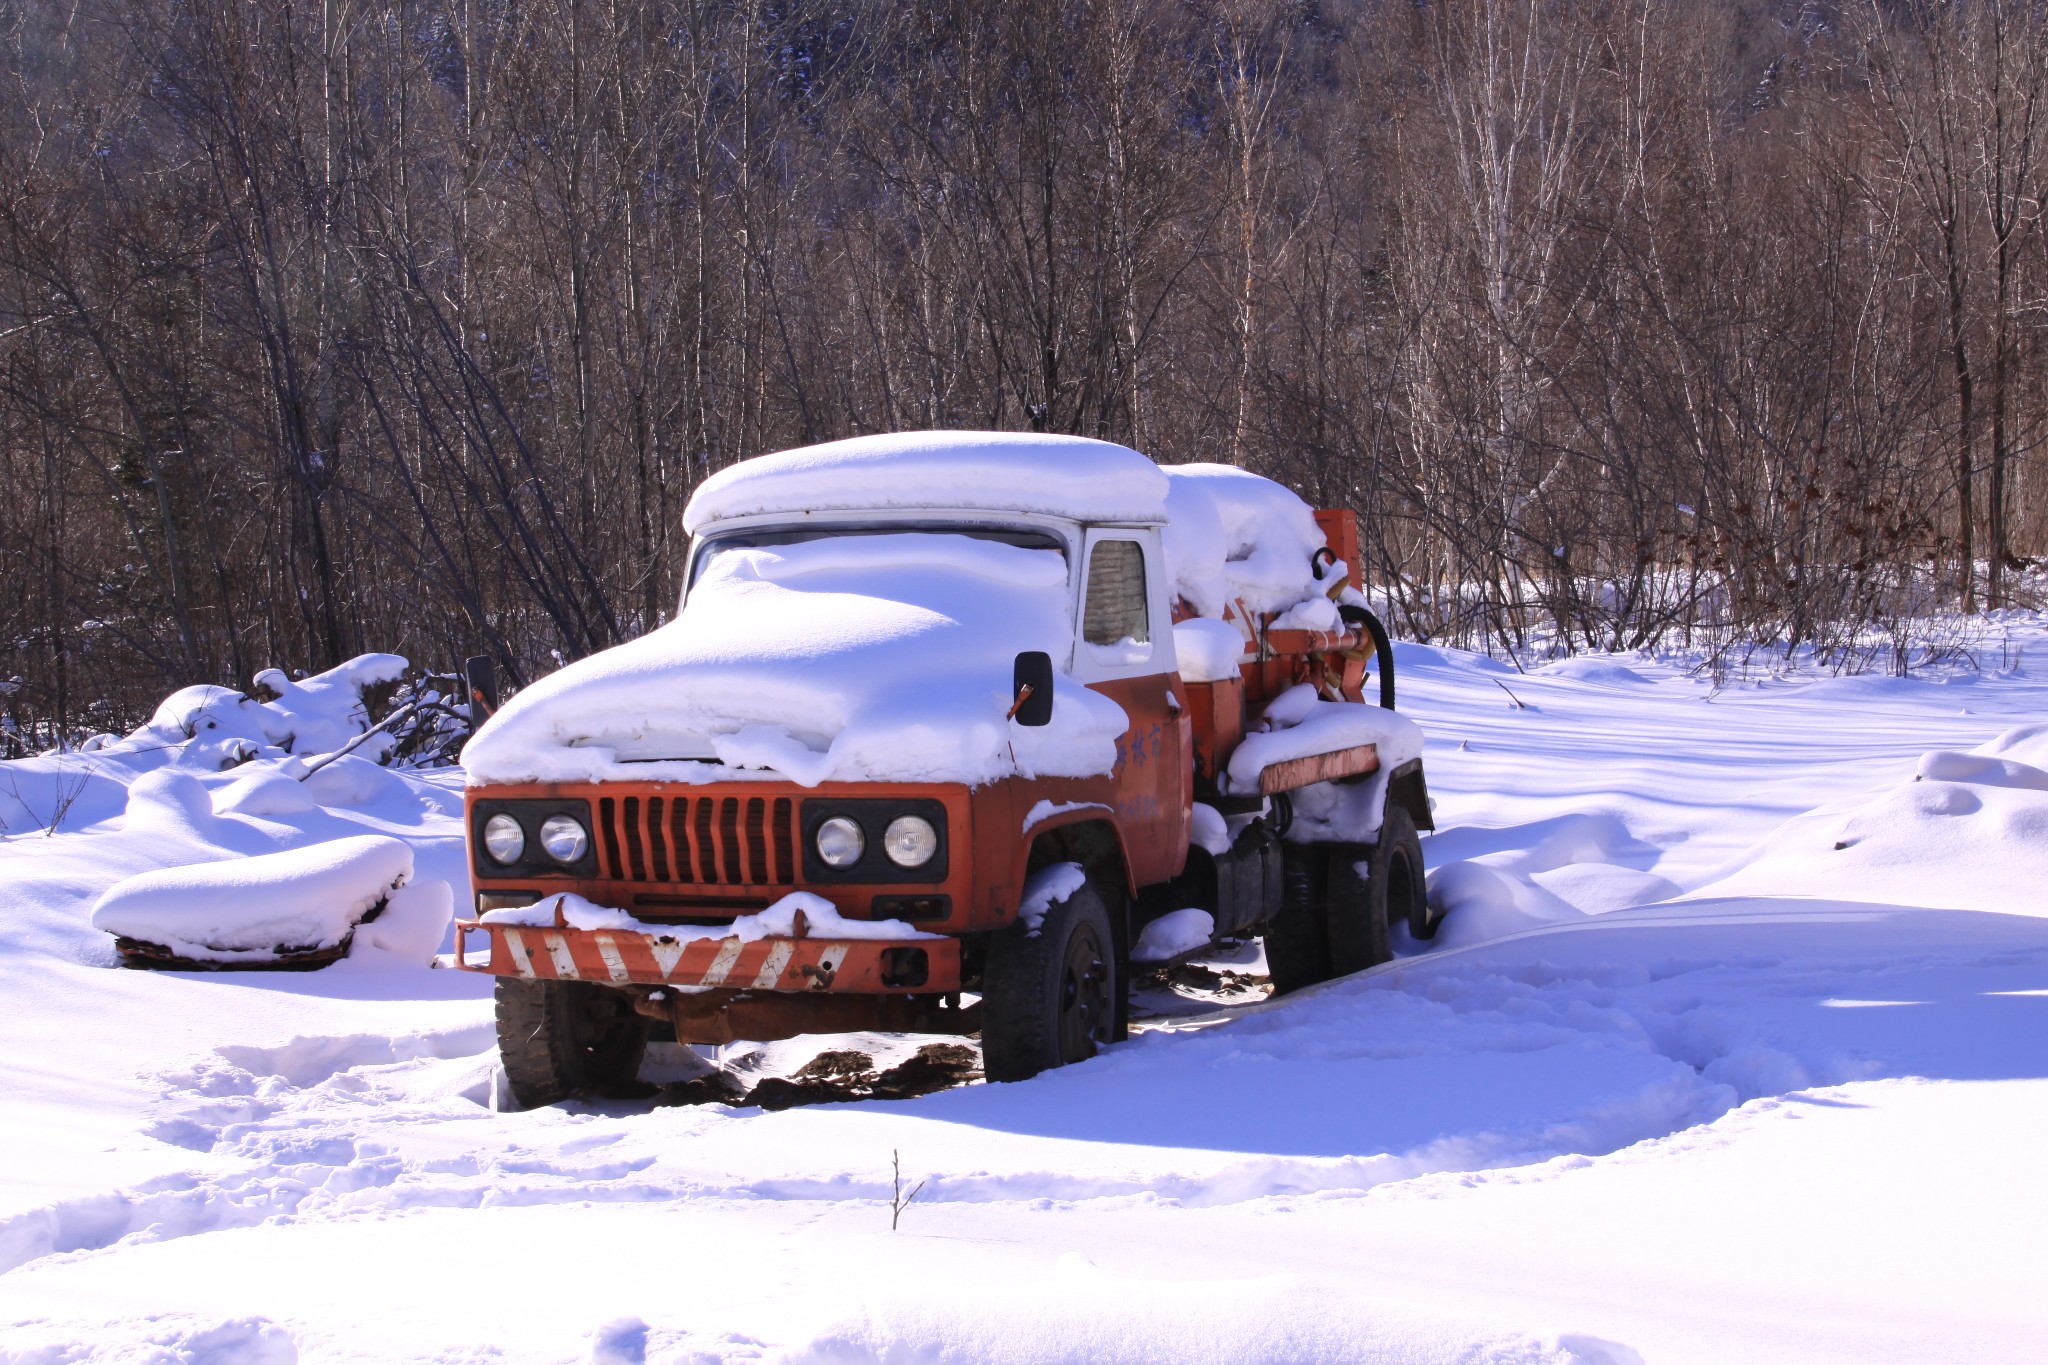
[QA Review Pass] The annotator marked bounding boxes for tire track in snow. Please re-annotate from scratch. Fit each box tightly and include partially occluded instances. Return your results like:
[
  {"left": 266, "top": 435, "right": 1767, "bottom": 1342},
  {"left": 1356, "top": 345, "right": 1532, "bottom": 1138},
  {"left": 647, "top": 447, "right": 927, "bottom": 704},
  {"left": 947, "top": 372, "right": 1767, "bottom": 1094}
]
[{"left": 18, "top": 907, "right": 2035, "bottom": 1277}]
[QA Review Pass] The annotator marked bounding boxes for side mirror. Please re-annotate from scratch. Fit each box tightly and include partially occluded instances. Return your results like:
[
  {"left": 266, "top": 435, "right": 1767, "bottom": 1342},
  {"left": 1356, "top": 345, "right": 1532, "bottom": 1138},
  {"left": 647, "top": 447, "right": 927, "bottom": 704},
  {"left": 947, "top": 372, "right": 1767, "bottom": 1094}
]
[
  {"left": 463, "top": 655, "right": 499, "bottom": 736},
  {"left": 1009, "top": 651, "right": 1054, "bottom": 727}
]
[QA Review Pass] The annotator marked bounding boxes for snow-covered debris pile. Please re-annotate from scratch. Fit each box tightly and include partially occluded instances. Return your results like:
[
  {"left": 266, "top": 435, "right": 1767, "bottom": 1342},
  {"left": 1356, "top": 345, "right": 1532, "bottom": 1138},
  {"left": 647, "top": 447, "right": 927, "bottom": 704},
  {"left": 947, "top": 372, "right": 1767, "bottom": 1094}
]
[
  {"left": 464, "top": 531, "right": 1130, "bottom": 788},
  {"left": 1694, "top": 722, "right": 2048, "bottom": 914},
  {"left": 90, "top": 834, "right": 416, "bottom": 966},
  {"left": 0, "top": 654, "right": 466, "bottom": 969},
  {"left": 0, "top": 654, "right": 413, "bottom": 839}
]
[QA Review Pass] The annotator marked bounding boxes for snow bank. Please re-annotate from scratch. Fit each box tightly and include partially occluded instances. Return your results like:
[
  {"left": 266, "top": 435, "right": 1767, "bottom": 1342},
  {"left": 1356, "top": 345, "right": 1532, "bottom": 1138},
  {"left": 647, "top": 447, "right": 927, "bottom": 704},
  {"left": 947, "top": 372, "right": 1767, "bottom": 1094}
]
[
  {"left": 464, "top": 533, "right": 1130, "bottom": 788},
  {"left": 480, "top": 889, "right": 940, "bottom": 944},
  {"left": 351, "top": 878, "right": 456, "bottom": 966},
  {"left": 682, "top": 431, "right": 1169, "bottom": 533},
  {"left": 1693, "top": 722, "right": 2048, "bottom": 914},
  {"left": 89, "top": 835, "right": 413, "bottom": 961},
  {"left": 0, "top": 654, "right": 467, "bottom": 974}
]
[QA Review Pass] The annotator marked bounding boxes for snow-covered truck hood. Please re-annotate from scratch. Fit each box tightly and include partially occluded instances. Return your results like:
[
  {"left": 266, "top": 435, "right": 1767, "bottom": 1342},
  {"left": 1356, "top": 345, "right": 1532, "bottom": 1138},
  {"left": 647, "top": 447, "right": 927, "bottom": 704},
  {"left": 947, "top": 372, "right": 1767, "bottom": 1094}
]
[{"left": 462, "top": 533, "right": 1130, "bottom": 789}]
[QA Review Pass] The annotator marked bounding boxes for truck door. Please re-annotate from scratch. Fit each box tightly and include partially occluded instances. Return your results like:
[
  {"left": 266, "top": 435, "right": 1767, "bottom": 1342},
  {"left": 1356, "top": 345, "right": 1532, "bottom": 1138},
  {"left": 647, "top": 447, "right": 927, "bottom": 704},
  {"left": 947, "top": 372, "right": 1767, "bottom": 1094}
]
[{"left": 1072, "top": 527, "right": 1192, "bottom": 888}]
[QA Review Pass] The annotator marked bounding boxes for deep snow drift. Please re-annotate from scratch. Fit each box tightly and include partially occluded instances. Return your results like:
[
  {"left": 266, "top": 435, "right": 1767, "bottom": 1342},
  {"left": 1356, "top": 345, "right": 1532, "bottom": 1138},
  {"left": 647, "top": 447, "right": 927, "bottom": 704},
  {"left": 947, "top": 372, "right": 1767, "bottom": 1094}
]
[{"left": 4, "top": 618, "right": 2048, "bottom": 1362}]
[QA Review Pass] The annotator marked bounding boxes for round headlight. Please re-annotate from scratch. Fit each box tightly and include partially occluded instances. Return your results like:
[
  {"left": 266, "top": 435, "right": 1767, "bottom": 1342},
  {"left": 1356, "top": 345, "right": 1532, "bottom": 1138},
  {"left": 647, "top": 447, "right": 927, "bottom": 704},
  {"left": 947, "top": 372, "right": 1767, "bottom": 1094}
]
[
  {"left": 482, "top": 813, "right": 526, "bottom": 864},
  {"left": 815, "top": 816, "right": 865, "bottom": 868},
  {"left": 883, "top": 815, "right": 938, "bottom": 868},
  {"left": 538, "top": 813, "right": 589, "bottom": 864}
]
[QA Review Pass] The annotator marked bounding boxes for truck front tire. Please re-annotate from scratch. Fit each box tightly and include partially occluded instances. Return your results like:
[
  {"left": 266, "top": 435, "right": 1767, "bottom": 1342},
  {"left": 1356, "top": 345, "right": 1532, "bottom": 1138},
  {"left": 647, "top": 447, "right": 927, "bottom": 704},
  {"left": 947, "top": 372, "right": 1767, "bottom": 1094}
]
[
  {"left": 495, "top": 977, "right": 651, "bottom": 1109},
  {"left": 981, "top": 878, "right": 1119, "bottom": 1083}
]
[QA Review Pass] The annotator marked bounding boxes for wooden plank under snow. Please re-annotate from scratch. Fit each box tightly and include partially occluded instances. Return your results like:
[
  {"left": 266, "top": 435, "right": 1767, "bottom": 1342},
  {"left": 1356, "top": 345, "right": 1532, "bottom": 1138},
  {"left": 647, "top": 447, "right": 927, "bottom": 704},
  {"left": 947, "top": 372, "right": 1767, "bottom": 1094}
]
[{"left": 1256, "top": 741, "right": 1380, "bottom": 795}]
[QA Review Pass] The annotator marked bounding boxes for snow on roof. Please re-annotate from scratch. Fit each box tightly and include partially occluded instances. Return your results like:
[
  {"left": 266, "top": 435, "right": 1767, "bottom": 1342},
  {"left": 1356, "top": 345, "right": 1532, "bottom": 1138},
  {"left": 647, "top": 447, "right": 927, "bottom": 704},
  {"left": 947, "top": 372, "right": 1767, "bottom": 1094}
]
[{"left": 682, "top": 431, "right": 1171, "bottom": 534}]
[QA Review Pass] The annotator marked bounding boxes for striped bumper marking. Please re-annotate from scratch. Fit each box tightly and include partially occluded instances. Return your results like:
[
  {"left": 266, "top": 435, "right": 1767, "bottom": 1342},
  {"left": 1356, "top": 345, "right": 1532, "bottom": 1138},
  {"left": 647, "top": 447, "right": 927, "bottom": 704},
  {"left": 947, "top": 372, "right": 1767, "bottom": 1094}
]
[
  {"left": 649, "top": 937, "right": 688, "bottom": 977},
  {"left": 541, "top": 931, "right": 580, "bottom": 979},
  {"left": 502, "top": 928, "right": 536, "bottom": 979},
  {"left": 461, "top": 922, "right": 959, "bottom": 994},
  {"left": 700, "top": 937, "right": 745, "bottom": 986},
  {"left": 751, "top": 940, "right": 796, "bottom": 988},
  {"left": 594, "top": 933, "right": 632, "bottom": 983}
]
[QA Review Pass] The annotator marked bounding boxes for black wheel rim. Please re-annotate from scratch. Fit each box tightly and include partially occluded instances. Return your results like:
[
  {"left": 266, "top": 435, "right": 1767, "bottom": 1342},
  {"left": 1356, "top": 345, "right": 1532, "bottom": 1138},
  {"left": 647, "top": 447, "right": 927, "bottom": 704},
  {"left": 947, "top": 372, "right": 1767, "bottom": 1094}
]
[
  {"left": 1389, "top": 847, "right": 1421, "bottom": 928},
  {"left": 1056, "top": 922, "right": 1112, "bottom": 1063}
]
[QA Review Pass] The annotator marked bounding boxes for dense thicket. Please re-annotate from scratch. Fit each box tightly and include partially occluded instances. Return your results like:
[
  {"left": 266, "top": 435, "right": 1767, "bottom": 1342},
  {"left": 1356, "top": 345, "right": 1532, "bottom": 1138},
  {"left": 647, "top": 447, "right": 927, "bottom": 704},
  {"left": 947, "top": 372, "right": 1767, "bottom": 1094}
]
[{"left": 2, "top": 0, "right": 2044, "bottom": 742}]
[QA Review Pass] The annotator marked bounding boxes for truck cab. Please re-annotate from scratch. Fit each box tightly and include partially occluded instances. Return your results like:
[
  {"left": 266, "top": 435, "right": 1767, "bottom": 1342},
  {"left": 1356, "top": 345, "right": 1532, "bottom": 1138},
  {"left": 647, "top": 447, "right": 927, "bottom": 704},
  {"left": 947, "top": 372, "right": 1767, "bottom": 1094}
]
[{"left": 455, "top": 432, "right": 1433, "bottom": 1105}]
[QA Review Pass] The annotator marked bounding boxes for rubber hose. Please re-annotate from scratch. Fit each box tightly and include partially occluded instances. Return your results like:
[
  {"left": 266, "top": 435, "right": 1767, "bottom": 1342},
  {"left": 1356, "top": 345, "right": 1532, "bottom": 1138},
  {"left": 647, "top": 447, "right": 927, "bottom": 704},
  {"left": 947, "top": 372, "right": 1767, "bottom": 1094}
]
[{"left": 1338, "top": 604, "right": 1396, "bottom": 710}]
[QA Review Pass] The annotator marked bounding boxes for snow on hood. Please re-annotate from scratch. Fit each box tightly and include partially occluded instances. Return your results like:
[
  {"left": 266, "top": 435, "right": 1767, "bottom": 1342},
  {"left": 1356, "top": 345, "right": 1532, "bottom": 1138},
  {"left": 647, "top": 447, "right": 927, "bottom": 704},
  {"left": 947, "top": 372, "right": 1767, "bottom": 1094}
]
[
  {"left": 463, "top": 532, "right": 1130, "bottom": 788},
  {"left": 682, "top": 430, "right": 1169, "bottom": 534}
]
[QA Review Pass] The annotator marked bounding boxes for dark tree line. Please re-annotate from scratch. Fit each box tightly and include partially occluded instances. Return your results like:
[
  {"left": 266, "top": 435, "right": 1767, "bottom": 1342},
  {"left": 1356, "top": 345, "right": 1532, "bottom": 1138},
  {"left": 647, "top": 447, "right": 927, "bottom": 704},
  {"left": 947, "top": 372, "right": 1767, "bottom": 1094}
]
[{"left": 3, "top": 0, "right": 2045, "bottom": 744}]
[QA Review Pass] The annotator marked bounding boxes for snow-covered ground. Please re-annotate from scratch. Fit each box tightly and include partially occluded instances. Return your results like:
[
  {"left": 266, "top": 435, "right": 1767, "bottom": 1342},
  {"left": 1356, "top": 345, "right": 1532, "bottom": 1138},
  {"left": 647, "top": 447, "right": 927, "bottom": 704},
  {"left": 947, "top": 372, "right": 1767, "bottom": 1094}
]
[{"left": 4, "top": 621, "right": 2047, "bottom": 1363}]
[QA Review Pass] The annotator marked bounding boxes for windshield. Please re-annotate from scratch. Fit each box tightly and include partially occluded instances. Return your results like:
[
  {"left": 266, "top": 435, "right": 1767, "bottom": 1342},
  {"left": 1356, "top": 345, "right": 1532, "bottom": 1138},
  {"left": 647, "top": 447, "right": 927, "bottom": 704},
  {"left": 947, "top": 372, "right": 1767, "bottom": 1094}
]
[{"left": 687, "top": 523, "right": 1068, "bottom": 594}]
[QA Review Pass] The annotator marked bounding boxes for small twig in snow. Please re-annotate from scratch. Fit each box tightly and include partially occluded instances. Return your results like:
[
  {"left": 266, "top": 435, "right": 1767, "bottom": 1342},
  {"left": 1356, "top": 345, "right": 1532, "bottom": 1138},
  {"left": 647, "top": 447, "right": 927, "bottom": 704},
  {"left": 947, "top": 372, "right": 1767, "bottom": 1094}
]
[
  {"left": 1493, "top": 678, "right": 1528, "bottom": 710},
  {"left": 891, "top": 1149, "right": 925, "bottom": 1231}
]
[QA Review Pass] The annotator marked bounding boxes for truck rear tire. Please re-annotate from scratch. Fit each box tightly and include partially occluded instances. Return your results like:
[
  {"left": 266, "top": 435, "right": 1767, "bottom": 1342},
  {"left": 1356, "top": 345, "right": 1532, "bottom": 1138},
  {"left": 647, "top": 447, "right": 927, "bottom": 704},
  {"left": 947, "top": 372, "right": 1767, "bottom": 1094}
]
[
  {"left": 1376, "top": 804, "right": 1435, "bottom": 941},
  {"left": 1270, "top": 803, "right": 1429, "bottom": 989},
  {"left": 1266, "top": 843, "right": 1335, "bottom": 994},
  {"left": 1324, "top": 840, "right": 1390, "bottom": 977},
  {"left": 981, "top": 877, "right": 1119, "bottom": 1083},
  {"left": 495, "top": 977, "right": 650, "bottom": 1109}
]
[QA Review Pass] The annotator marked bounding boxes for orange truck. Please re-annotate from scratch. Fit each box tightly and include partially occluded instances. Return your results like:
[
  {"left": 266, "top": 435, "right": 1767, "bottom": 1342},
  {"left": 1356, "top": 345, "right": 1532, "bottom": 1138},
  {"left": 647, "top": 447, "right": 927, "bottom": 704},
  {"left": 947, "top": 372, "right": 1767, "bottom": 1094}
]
[{"left": 454, "top": 432, "right": 1434, "bottom": 1105}]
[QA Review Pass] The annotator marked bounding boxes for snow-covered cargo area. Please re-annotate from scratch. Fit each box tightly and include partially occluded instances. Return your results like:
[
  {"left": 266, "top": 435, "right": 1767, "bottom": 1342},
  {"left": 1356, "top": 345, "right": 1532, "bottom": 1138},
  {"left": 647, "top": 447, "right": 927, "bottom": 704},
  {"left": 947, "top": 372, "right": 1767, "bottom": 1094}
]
[
  {"left": 1160, "top": 462, "right": 1333, "bottom": 617},
  {"left": 6, "top": 621, "right": 2048, "bottom": 1361}
]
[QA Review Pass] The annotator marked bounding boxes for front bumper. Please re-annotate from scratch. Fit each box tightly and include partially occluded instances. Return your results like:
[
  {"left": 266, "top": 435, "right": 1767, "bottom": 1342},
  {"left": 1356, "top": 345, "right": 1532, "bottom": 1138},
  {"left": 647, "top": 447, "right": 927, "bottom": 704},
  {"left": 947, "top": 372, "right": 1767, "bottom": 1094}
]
[{"left": 452, "top": 919, "right": 961, "bottom": 994}]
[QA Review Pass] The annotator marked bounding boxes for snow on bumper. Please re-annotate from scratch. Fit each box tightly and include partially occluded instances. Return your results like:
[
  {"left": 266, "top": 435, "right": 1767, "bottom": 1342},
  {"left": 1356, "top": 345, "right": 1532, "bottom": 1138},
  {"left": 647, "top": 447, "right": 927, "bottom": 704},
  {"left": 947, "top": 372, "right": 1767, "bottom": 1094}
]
[{"left": 453, "top": 920, "right": 960, "bottom": 993}]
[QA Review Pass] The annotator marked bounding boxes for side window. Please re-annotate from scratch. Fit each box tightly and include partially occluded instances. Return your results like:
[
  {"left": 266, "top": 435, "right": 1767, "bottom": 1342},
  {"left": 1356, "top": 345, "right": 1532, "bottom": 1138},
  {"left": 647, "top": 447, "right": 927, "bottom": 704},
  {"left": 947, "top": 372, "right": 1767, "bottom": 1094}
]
[{"left": 1083, "top": 539, "right": 1150, "bottom": 646}]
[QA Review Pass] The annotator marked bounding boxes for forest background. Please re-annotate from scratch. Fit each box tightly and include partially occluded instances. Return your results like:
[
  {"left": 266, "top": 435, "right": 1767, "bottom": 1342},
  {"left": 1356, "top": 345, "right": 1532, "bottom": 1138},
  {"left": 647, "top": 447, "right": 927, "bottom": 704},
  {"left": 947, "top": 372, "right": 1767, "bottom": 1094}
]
[{"left": 3, "top": 0, "right": 2045, "bottom": 746}]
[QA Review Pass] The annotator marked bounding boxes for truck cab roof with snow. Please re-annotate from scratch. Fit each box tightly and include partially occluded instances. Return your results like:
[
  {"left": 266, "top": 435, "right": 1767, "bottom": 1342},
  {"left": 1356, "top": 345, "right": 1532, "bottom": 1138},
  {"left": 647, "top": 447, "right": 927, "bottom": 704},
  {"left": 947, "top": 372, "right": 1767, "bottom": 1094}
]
[{"left": 679, "top": 430, "right": 1171, "bottom": 534}]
